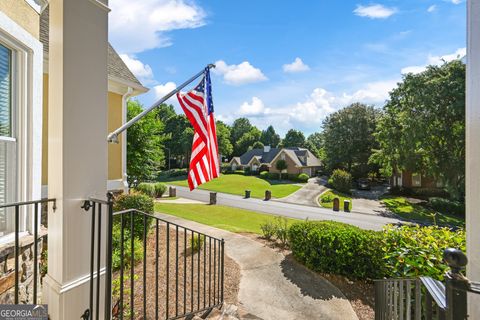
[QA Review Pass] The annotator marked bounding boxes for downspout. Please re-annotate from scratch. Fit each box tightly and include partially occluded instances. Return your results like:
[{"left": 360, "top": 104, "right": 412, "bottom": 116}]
[{"left": 122, "top": 87, "right": 134, "bottom": 192}]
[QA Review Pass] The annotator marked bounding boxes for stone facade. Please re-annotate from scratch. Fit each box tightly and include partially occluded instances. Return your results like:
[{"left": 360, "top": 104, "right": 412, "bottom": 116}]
[{"left": 0, "top": 228, "right": 47, "bottom": 304}]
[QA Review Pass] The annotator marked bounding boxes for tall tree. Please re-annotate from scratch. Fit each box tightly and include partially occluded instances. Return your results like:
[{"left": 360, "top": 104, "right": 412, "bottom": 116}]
[
  {"left": 156, "top": 104, "right": 176, "bottom": 123},
  {"left": 281, "top": 129, "right": 306, "bottom": 148},
  {"left": 235, "top": 127, "right": 261, "bottom": 155},
  {"left": 163, "top": 114, "right": 192, "bottom": 168},
  {"left": 126, "top": 100, "right": 166, "bottom": 183},
  {"left": 322, "top": 103, "right": 378, "bottom": 176},
  {"left": 305, "top": 132, "right": 324, "bottom": 158},
  {"left": 216, "top": 120, "right": 233, "bottom": 158},
  {"left": 230, "top": 118, "right": 253, "bottom": 143},
  {"left": 260, "top": 125, "right": 281, "bottom": 147},
  {"left": 372, "top": 60, "right": 465, "bottom": 198}
]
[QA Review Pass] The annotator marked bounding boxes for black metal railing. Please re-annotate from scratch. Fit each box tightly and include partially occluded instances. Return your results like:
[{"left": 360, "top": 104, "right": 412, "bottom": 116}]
[
  {"left": 82, "top": 194, "right": 225, "bottom": 320},
  {"left": 374, "top": 249, "right": 480, "bottom": 320},
  {"left": 0, "top": 198, "right": 56, "bottom": 304}
]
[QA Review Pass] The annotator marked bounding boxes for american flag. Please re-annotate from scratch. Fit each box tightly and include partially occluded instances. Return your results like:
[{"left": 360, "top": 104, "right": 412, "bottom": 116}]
[{"left": 177, "top": 69, "right": 219, "bottom": 190}]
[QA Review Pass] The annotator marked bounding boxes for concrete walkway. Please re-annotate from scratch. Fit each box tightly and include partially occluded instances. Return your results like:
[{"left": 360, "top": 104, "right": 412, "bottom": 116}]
[
  {"left": 277, "top": 177, "right": 328, "bottom": 207},
  {"left": 155, "top": 212, "right": 359, "bottom": 320},
  {"left": 170, "top": 185, "right": 400, "bottom": 231}
]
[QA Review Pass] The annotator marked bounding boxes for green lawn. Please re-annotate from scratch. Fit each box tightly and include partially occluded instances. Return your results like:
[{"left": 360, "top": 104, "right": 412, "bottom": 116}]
[
  {"left": 160, "top": 174, "right": 301, "bottom": 199},
  {"left": 319, "top": 190, "right": 352, "bottom": 209},
  {"left": 154, "top": 202, "right": 300, "bottom": 234},
  {"left": 381, "top": 196, "right": 464, "bottom": 227}
]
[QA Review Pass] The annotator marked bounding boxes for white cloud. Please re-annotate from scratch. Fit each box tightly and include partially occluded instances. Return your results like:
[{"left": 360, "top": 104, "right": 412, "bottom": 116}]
[
  {"left": 153, "top": 82, "right": 177, "bottom": 100},
  {"left": 450, "top": 0, "right": 463, "bottom": 4},
  {"left": 239, "top": 97, "right": 267, "bottom": 115},
  {"left": 109, "top": 0, "right": 206, "bottom": 53},
  {"left": 213, "top": 60, "right": 268, "bottom": 85},
  {"left": 354, "top": 4, "right": 397, "bottom": 19},
  {"left": 401, "top": 47, "right": 466, "bottom": 74},
  {"left": 283, "top": 57, "right": 310, "bottom": 73},
  {"left": 231, "top": 80, "right": 397, "bottom": 133},
  {"left": 119, "top": 54, "right": 154, "bottom": 83},
  {"left": 427, "top": 5, "right": 437, "bottom": 13}
]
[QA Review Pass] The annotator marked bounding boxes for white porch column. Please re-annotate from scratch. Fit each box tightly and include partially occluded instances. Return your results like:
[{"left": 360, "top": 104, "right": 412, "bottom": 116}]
[
  {"left": 42, "top": 0, "right": 109, "bottom": 319},
  {"left": 467, "top": 0, "right": 480, "bottom": 318}
]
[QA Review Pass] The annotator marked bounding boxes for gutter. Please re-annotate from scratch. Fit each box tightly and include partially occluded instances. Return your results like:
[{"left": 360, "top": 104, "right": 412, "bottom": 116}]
[{"left": 121, "top": 87, "right": 134, "bottom": 192}]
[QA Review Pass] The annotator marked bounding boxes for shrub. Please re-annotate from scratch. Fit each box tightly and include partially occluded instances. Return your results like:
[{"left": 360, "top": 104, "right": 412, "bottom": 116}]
[
  {"left": 191, "top": 234, "right": 204, "bottom": 254},
  {"left": 289, "top": 220, "right": 466, "bottom": 281},
  {"left": 111, "top": 223, "right": 143, "bottom": 271},
  {"left": 330, "top": 169, "right": 352, "bottom": 194},
  {"left": 296, "top": 173, "right": 309, "bottom": 183},
  {"left": 413, "top": 188, "right": 449, "bottom": 199},
  {"left": 267, "top": 172, "right": 280, "bottom": 180},
  {"left": 289, "top": 221, "right": 384, "bottom": 279},
  {"left": 158, "top": 169, "right": 188, "bottom": 178},
  {"left": 260, "top": 220, "right": 276, "bottom": 240},
  {"left": 320, "top": 193, "right": 334, "bottom": 203},
  {"left": 259, "top": 171, "right": 269, "bottom": 179},
  {"left": 274, "top": 216, "right": 289, "bottom": 247},
  {"left": 135, "top": 182, "right": 156, "bottom": 197},
  {"left": 114, "top": 193, "right": 154, "bottom": 240},
  {"left": 428, "top": 197, "right": 465, "bottom": 217},
  {"left": 244, "top": 167, "right": 252, "bottom": 176},
  {"left": 154, "top": 182, "right": 167, "bottom": 198},
  {"left": 382, "top": 225, "right": 466, "bottom": 280}
]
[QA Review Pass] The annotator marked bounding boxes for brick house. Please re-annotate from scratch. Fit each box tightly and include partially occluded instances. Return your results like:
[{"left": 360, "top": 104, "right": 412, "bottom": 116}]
[
  {"left": 391, "top": 170, "right": 443, "bottom": 189},
  {"left": 229, "top": 146, "right": 322, "bottom": 177}
]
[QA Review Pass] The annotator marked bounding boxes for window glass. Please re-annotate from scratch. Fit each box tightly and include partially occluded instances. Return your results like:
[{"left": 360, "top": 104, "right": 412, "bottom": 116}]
[
  {"left": 0, "top": 44, "right": 11, "bottom": 137},
  {"left": 412, "top": 173, "right": 422, "bottom": 187}
]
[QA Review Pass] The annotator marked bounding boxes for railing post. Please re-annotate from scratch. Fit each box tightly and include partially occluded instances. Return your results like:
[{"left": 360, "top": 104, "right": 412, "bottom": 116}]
[
  {"left": 443, "top": 248, "right": 469, "bottom": 320},
  {"left": 104, "top": 193, "right": 115, "bottom": 320}
]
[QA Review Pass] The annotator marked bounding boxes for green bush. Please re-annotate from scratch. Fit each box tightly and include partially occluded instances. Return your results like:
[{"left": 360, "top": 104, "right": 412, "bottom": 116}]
[
  {"left": 135, "top": 182, "right": 156, "bottom": 197},
  {"left": 289, "top": 221, "right": 384, "bottom": 279},
  {"left": 428, "top": 197, "right": 465, "bottom": 217},
  {"left": 260, "top": 220, "right": 276, "bottom": 240},
  {"left": 154, "top": 182, "right": 167, "bottom": 198},
  {"left": 288, "top": 220, "right": 466, "bottom": 281},
  {"left": 296, "top": 173, "right": 309, "bottom": 183},
  {"left": 191, "top": 234, "right": 204, "bottom": 254},
  {"left": 274, "top": 216, "right": 289, "bottom": 247},
  {"left": 382, "top": 225, "right": 466, "bottom": 280},
  {"left": 267, "top": 172, "right": 280, "bottom": 180},
  {"left": 259, "top": 171, "right": 269, "bottom": 179},
  {"left": 244, "top": 167, "right": 252, "bottom": 175},
  {"left": 111, "top": 223, "right": 143, "bottom": 271},
  {"left": 330, "top": 169, "right": 352, "bottom": 194},
  {"left": 114, "top": 193, "right": 154, "bottom": 240}
]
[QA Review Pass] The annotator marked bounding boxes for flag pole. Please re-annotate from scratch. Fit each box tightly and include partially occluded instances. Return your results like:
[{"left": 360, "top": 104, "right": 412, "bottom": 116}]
[{"left": 107, "top": 63, "right": 216, "bottom": 143}]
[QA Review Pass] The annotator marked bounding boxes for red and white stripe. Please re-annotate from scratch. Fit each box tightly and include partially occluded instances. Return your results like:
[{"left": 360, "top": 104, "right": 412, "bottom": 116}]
[{"left": 177, "top": 88, "right": 219, "bottom": 190}]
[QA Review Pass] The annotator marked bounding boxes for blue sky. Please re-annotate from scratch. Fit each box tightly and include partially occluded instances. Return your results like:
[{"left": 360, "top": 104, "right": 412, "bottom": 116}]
[{"left": 109, "top": 0, "right": 466, "bottom": 136}]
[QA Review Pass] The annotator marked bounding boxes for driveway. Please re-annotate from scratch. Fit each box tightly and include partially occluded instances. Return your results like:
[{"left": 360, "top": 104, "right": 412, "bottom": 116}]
[
  {"left": 170, "top": 185, "right": 400, "bottom": 231},
  {"left": 351, "top": 185, "right": 389, "bottom": 216},
  {"left": 277, "top": 177, "right": 328, "bottom": 207},
  {"left": 156, "top": 213, "right": 358, "bottom": 320}
]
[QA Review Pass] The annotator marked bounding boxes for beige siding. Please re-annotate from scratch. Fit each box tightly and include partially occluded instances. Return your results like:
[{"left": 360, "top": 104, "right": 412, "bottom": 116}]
[
  {"left": 108, "top": 92, "right": 123, "bottom": 180},
  {"left": 0, "top": 0, "right": 40, "bottom": 39},
  {"left": 42, "top": 77, "right": 124, "bottom": 184},
  {"left": 269, "top": 152, "right": 301, "bottom": 175}
]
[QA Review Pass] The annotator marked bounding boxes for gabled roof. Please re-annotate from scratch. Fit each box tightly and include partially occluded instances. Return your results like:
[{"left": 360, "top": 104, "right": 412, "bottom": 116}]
[
  {"left": 232, "top": 146, "right": 322, "bottom": 168},
  {"left": 40, "top": 6, "right": 148, "bottom": 93}
]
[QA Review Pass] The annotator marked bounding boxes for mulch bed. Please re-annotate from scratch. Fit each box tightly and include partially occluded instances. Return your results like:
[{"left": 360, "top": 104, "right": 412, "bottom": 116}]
[
  {"left": 239, "top": 232, "right": 374, "bottom": 320},
  {"left": 112, "top": 225, "right": 240, "bottom": 319}
]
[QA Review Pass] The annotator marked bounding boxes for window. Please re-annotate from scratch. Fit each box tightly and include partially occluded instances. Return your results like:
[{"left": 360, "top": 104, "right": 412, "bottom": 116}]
[
  {"left": 0, "top": 43, "right": 15, "bottom": 234},
  {"left": 412, "top": 173, "right": 422, "bottom": 187}
]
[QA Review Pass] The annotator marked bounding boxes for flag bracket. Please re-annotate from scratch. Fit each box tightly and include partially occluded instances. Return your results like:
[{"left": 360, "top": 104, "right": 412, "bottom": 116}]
[{"left": 107, "top": 63, "right": 216, "bottom": 143}]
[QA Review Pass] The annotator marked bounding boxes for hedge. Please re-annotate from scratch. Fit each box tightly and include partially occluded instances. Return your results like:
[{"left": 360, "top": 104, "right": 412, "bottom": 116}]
[
  {"left": 428, "top": 197, "right": 465, "bottom": 217},
  {"left": 289, "top": 221, "right": 384, "bottom": 279},
  {"left": 288, "top": 221, "right": 466, "bottom": 280}
]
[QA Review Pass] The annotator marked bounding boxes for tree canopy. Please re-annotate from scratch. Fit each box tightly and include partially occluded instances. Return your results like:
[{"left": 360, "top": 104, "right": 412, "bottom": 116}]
[
  {"left": 281, "top": 129, "right": 306, "bottom": 148},
  {"left": 322, "top": 103, "right": 379, "bottom": 177},
  {"left": 126, "top": 100, "right": 166, "bottom": 184},
  {"left": 371, "top": 60, "right": 465, "bottom": 198},
  {"left": 260, "top": 125, "right": 281, "bottom": 147}
]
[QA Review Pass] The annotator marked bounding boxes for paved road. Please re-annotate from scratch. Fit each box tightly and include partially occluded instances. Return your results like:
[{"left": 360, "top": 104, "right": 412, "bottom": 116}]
[
  {"left": 170, "top": 186, "right": 400, "bottom": 231},
  {"left": 279, "top": 177, "right": 328, "bottom": 207},
  {"left": 156, "top": 213, "right": 358, "bottom": 320}
]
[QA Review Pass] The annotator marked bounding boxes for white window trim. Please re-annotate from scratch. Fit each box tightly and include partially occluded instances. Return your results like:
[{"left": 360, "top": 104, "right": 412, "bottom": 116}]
[
  {"left": 0, "top": 11, "right": 43, "bottom": 237},
  {"left": 412, "top": 173, "right": 422, "bottom": 187}
]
